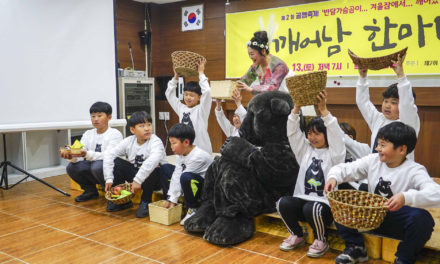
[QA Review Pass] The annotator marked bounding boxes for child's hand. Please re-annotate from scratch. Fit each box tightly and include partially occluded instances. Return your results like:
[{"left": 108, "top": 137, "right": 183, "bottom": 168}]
[
  {"left": 79, "top": 149, "right": 87, "bottom": 157},
  {"left": 164, "top": 201, "right": 176, "bottom": 208},
  {"left": 236, "top": 81, "right": 252, "bottom": 92},
  {"left": 232, "top": 88, "right": 242, "bottom": 107},
  {"left": 173, "top": 68, "right": 179, "bottom": 80},
  {"left": 315, "top": 90, "right": 329, "bottom": 117},
  {"left": 105, "top": 183, "right": 113, "bottom": 192},
  {"left": 293, "top": 105, "right": 300, "bottom": 114},
  {"left": 60, "top": 150, "right": 72, "bottom": 160},
  {"left": 215, "top": 99, "right": 222, "bottom": 111},
  {"left": 324, "top": 178, "right": 337, "bottom": 194},
  {"left": 131, "top": 181, "right": 141, "bottom": 193},
  {"left": 358, "top": 66, "right": 368, "bottom": 78},
  {"left": 391, "top": 54, "right": 405, "bottom": 78},
  {"left": 386, "top": 193, "right": 405, "bottom": 211},
  {"left": 198, "top": 58, "right": 206, "bottom": 74}
]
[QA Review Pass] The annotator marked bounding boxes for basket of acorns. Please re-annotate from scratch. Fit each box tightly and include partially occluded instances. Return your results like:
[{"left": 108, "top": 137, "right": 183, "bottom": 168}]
[{"left": 105, "top": 182, "right": 134, "bottom": 205}]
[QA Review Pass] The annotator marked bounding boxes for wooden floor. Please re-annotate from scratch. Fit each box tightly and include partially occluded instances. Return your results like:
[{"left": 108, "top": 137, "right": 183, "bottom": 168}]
[{"left": 0, "top": 175, "right": 389, "bottom": 264}]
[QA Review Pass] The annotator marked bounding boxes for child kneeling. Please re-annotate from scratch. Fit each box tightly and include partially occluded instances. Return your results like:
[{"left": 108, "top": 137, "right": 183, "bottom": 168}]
[
  {"left": 325, "top": 122, "right": 440, "bottom": 264},
  {"left": 161, "top": 123, "right": 213, "bottom": 225},
  {"left": 103, "top": 111, "right": 167, "bottom": 218},
  {"left": 277, "top": 91, "right": 346, "bottom": 258}
]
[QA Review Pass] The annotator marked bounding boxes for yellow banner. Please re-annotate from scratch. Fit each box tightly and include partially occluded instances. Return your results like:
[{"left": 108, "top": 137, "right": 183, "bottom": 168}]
[{"left": 226, "top": 0, "right": 440, "bottom": 77}]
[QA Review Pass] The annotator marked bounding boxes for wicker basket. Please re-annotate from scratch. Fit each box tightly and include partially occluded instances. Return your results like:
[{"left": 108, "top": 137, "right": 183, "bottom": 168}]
[
  {"left": 171, "top": 51, "right": 206, "bottom": 77},
  {"left": 210, "top": 80, "right": 236, "bottom": 99},
  {"left": 328, "top": 190, "right": 388, "bottom": 232},
  {"left": 105, "top": 182, "right": 134, "bottom": 205},
  {"left": 348, "top": 47, "right": 408, "bottom": 71},
  {"left": 148, "top": 200, "right": 183, "bottom": 225},
  {"left": 286, "top": 71, "right": 327, "bottom": 107}
]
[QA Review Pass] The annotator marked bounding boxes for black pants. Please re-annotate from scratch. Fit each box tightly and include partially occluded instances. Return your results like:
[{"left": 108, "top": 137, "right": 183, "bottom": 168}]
[
  {"left": 67, "top": 160, "right": 104, "bottom": 193},
  {"left": 113, "top": 157, "right": 161, "bottom": 202},
  {"left": 160, "top": 163, "right": 204, "bottom": 208},
  {"left": 336, "top": 206, "right": 434, "bottom": 264},
  {"left": 277, "top": 196, "right": 333, "bottom": 242}
]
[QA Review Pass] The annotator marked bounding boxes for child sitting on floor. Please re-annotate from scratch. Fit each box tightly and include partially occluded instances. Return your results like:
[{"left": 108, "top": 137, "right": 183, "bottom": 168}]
[
  {"left": 62, "top": 101, "right": 123, "bottom": 202},
  {"left": 166, "top": 58, "right": 213, "bottom": 155},
  {"left": 214, "top": 88, "right": 247, "bottom": 138},
  {"left": 325, "top": 122, "right": 440, "bottom": 264},
  {"left": 161, "top": 123, "right": 213, "bottom": 225},
  {"left": 103, "top": 111, "right": 167, "bottom": 218},
  {"left": 277, "top": 91, "right": 346, "bottom": 258}
]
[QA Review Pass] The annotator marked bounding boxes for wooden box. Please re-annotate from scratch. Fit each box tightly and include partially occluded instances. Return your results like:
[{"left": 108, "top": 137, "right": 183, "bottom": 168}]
[
  {"left": 210, "top": 80, "right": 236, "bottom": 99},
  {"left": 148, "top": 200, "right": 182, "bottom": 225}
]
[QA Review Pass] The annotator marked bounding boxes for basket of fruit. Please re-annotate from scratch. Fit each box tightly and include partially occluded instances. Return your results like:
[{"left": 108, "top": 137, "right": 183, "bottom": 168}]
[
  {"left": 328, "top": 190, "right": 388, "bottom": 232},
  {"left": 59, "top": 139, "right": 84, "bottom": 157},
  {"left": 105, "top": 182, "right": 134, "bottom": 205}
]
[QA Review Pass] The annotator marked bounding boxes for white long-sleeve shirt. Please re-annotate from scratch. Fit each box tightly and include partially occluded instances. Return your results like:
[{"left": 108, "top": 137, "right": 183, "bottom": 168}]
[
  {"left": 214, "top": 105, "right": 247, "bottom": 137},
  {"left": 166, "top": 74, "right": 213, "bottom": 154},
  {"left": 287, "top": 112, "right": 346, "bottom": 204},
  {"left": 343, "top": 134, "right": 371, "bottom": 162},
  {"left": 103, "top": 134, "right": 167, "bottom": 185},
  {"left": 356, "top": 76, "right": 420, "bottom": 160},
  {"left": 328, "top": 154, "right": 440, "bottom": 208},
  {"left": 70, "top": 127, "right": 123, "bottom": 163},
  {"left": 167, "top": 146, "right": 213, "bottom": 204}
]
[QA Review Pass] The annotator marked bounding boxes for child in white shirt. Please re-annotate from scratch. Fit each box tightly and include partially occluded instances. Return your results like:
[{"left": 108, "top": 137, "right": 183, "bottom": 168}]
[
  {"left": 103, "top": 111, "right": 167, "bottom": 218},
  {"left": 162, "top": 123, "right": 213, "bottom": 226},
  {"left": 166, "top": 58, "right": 213, "bottom": 154},
  {"left": 356, "top": 54, "right": 419, "bottom": 160},
  {"left": 326, "top": 122, "right": 440, "bottom": 264},
  {"left": 214, "top": 88, "right": 247, "bottom": 138},
  {"left": 61, "top": 102, "right": 122, "bottom": 203},
  {"left": 277, "top": 91, "right": 346, "bottom": 258}
]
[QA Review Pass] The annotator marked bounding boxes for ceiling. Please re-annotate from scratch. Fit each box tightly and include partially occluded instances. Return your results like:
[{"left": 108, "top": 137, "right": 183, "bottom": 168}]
[{"left": 133, "top": 0, "right": 185, "bottom": 4}]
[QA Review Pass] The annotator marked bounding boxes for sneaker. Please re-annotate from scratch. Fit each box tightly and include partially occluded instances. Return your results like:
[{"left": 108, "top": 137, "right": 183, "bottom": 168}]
[
  {"left": 106, "top": 201, "right": 133, "bottom": 212},
  {"left": 136, "top": 201, "right": 149, "bottom": 218},
  {"left": 335, "top": 245, "right": 368, "bottom": 264},
  {"left": 307, "top": 239, "right": 329, "bottom": 258},
  {"left": 180, "top": 208, "right": 197, "bottom": 225},
  {"left": 279, "top": 234, "right": 305, "bottom": 251},
  {"left": 74, "top": 191, "right": 98, "bottom": 202}
]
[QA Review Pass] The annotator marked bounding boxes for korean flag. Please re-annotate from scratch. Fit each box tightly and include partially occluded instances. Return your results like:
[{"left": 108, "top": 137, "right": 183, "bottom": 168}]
[{"left": 182, "top": 4, "right": 203, "bottom": 32}]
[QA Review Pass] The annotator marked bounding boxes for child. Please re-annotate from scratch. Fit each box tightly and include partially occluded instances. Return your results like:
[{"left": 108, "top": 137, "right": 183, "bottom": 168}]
[
  {"left": 325, "top": 122, "right": 440, "bottom": 264},
  {"left": 103, "top": 111, "right": 167, "bottom": 218},
  {"left": 338, "top": 122, "right": 370, "bottom": 191},
  {"left": 356, "top": 54, "right": 420, "bottom": 160},
  {"left": 214, "top": 88, "right": 247, "bottom": 137},
  {"left": 161, "top": 123, "right": 213, "bottom": 225},
  {"left": 277, "top": 91, "right": 346, "bottom": 258},
  {"left": 166, "top": 58, "right": 213, "bottom": 155},
  {"left": 61, "top": 101, "right": 123, "bottom": 202}
]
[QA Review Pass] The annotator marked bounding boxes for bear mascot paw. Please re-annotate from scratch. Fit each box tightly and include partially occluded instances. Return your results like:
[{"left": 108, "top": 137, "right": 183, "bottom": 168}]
[{"left": 184, "top": 91, "right": 300, "bottom": 246}]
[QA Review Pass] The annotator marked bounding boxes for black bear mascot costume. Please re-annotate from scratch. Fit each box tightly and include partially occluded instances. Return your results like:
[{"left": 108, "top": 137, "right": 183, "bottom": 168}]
[{"left": 185, "top": 91, "right": 300, "bottom": 246}]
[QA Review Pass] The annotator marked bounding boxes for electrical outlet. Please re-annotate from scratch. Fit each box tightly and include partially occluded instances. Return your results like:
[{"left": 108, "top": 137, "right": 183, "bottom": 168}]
[{"left": 159, "top": 112, "right": 170, "bottom": 120}]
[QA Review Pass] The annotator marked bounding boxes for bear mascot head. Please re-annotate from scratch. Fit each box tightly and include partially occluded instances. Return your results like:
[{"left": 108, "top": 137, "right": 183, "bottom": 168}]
[{"left": 184, "top": 91, "right": 299, "bottom": 246}]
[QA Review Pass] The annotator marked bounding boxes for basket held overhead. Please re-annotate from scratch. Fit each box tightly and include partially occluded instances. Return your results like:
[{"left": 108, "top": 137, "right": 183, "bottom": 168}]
[
  {"left": 348, "top": 47, "right": 408, "bottom": 71},
  {"left": 210, "top": 80, "right": 236, "bottom": 100},
  {"left": 171, "top": 51, "right": 206, "bottom": 77},
  {"left": 328, "top": 190, "right": 388, "bottom": 232},
  {"left": 286, "top": 71, "right": 327, "bottom": 107},
  {"left": 105, "top": 182, "right": 135, "bottom": 205}
]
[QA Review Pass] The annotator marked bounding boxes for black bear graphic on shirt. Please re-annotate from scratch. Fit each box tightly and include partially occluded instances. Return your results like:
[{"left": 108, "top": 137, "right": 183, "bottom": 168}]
[
  {"left": 304, "top": 157, "right": 325, "bottom": 196},
  {"left": 134, "top": 154, "right": 144, "bottom": 168},
  {"left": 181, "top": 112, "right": 194, "bottom": 129},
  {"left": 374, "top": 177, "right": 393, "bottom": 198},
  {"left": 95, "top": 144, "right": 102, "bottom": 152}
]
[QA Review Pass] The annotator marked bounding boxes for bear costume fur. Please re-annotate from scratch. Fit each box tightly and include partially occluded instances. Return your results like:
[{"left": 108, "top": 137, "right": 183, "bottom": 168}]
[{"left": 184, "top": 91, "right": 300, "bottom": 246}]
